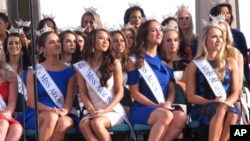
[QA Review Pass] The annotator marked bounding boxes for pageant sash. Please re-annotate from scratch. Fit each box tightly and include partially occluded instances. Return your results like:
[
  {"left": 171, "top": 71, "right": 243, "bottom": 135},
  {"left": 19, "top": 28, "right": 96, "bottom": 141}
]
[
  {"left": 129, "top": 55, "right": 165, "bottom": 103},
  {"left": 73, "top": 60, "right": 136, "bottom": 140},
  {"left": 34, "top": 64, "right": 64, "bottom": 107},
  {"left": 0, "top": 95, "right": 7, "bottom": 110},
  {"left": 6, "top": 64, "right": 28, "bottom": 101},
  {"left": 193, "top": 58, "right": 227, "bottom": 101}
]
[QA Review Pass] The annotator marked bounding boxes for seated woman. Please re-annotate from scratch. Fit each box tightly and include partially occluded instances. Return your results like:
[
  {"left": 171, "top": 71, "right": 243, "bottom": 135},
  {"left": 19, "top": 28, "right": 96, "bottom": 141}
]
[
  {"left": 126, "top": 19, "right": 187, "bottom": 141},
  {"left": 74, "top": 28, "right": 132, "bottom": 141},
  {"left": 161, "top": 23, "right": 190, "bottom": 93},
  {"left": 0, "top": 45, "right": 23, "bottom": 141},
  {"left": 17, "top": 25, "right": 79, "bottom": 141},
  {"left": 186, "top": 21, "right": 240, "bottom": 141}
]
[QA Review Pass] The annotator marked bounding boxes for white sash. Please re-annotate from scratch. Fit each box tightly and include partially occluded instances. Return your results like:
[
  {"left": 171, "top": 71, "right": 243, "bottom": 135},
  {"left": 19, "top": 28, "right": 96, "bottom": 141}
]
[
  {"left": 73, "top": 60, "right": 136, "bottom": 140},
  {"left": 0, "top": 95, "right": 7, "bottom": 110},
  {"left": 193, "top": 58, "right": 227, "bottom": 101},
  {"left": 33, "top": 64, "right": 64, "bottom": 108},
  {"left": 129, "top": 55, "right": 165, "bottom": 103},
  {"left": 6, "top": 64, "right": 28, "bottom": 101}
]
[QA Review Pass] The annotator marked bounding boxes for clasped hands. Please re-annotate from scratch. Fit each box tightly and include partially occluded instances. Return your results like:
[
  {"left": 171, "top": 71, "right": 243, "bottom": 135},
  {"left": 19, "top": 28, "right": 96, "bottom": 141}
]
[
  {"left": 0, "top": 109, "right": 12, "bottom": 119},
  {"left": 50, "top": 107, "right": 68, "bottom": 116},
  {"left": 158, "top": 102, "right": 175, "bottom": 110}
]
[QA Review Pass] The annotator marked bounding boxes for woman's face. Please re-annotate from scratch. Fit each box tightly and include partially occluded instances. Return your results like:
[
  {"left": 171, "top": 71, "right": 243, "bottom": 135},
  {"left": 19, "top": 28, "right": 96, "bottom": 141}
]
[
  {"left": 129, "top": 10, "right": 142, "bottom": 30},
  {"left": 162, "top": 30, "right": 179, "bottom": 54},
  {"left": 112, "top": 32, "right": 126, "bottom": 54},
  {"left": 62, "top": 33, "right": 76, "bottom": 54},
  {"left": 94, "top": 30, "right": 110, "bottom": 53},
  {"left": 82, "top": 14, "right": 94, "bottom": 34},
  {"left": 177, "top": 10, "right": 191, "bottom": 29},
  {"left": 147, "top": 21, "right": 163, "bottom": 45},
  {"left": 7, "top": 36, "right": 22, "bottom": 56},
  {"left": 205, "top": 27, "right": 224, "bottom": 52},
  {"left": 76, "top": 34, "right": 85, "bottom": 51},
  {"left": 219, "top": 6, "right": 232, "bottom": 25},
  {"left": 123, "top": 30, "right": 134, "bottom": 49},
  {"left": 43, "top": 33, "right": 61, "bottom": 56}
]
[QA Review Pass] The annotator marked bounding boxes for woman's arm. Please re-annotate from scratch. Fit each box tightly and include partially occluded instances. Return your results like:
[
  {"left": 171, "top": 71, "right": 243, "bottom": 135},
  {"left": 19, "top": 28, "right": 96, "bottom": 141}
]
[
  {"left": 186, "top": 62, "right": 214, "bottom": 105},
  {"left": 103, "top": 59, "right": 124, "bottom": 112},
  {"left": 6, "top": 71, "right": 18, "bottom": 114},
  {"left": 26, "top": 69, "right": 52, "bottom": 112},
  {"left": 62, "top": 73, "right": 77, "bottom": 113},
  {"left": 166, "top": 81, "right": 175, "bottom": 104},
  {"left": 225, "top": 58, "right": 240, "bottom": 105},
  {"left": 127, "top": 59, "right": 157, "bottom": 106}
]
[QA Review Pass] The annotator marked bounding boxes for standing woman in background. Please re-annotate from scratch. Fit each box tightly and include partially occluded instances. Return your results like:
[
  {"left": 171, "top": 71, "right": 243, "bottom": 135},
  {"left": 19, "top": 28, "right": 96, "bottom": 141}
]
[
  {"left": 74, "top": 27, "right": 87, "bottom": 53},
  {"left": 175, "top": 5, "right": 198, "bottom": 60},
  {"left": 0, "top": 42, "right": 23, "bottom": 141},
  {"left": 0, "top": 12, "right": 11, "bottom": 44},
  {"left": 123, "top": 4, "right": 146, "bottom": 31},
  {"left": 80, "top": 7, "right": 102, "bottom": 35}
]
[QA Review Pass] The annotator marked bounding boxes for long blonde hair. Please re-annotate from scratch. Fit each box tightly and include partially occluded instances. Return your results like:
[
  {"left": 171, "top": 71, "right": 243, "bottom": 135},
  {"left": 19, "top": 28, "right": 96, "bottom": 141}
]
[
  {"left": 194, "top": 25, "right": 226, "bottom": 80},
  {"left": 0, "top": 47, "right": 9, "bottom": 80}
]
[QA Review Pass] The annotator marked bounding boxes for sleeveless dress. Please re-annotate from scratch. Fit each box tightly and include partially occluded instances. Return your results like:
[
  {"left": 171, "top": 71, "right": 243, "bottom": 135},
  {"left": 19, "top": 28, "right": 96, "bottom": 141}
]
[
  {"left": 17, "top": 66, "right": 79, "bottom": 129},
  {"left": 127, "top": 53, "right": 174, "bottom": 125},
  {"left": 190, "top": 60, "right": 240, "bottom": 126},
  {"left": 0, "top": 81, "right": 20, "bottom": 124},
  {"left": 84, "top": 65, "right": 124, "bottom": 127}
]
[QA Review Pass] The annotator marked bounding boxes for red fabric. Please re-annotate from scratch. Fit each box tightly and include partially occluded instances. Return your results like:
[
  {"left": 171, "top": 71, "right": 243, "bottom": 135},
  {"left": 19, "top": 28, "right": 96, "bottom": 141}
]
[{"left": 0, "top": 81, "right": 9, "bottom": 102}]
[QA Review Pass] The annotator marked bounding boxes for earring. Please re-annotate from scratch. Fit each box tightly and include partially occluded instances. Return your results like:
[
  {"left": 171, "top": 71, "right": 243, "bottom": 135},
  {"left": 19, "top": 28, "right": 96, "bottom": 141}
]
[{"left": 43, "top": 52, "right": 46, "bottom": 57}]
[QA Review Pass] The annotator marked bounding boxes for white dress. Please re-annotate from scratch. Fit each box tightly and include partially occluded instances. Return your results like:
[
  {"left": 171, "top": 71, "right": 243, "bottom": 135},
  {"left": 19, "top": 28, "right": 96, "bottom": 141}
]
[{"left": 86, "top": 66, "right": 124, "bottom": 126}]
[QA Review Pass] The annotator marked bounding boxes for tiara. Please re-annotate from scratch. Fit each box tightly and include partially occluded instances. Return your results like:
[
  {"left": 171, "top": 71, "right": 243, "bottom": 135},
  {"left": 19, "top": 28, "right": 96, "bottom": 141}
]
[
  {"left": 128, "top": 2, "right": 142, "bottom": 7},
  {"left": 16, "top": 19, "right": 31, "bottom": 27},
  {"left": 42, "top": 13, "right": 55, "bottom": 19},
  {"left": 210, "top": 14, "right": 226, "bottom": 22},
  {"left": 176, "top": 4, "right": 189, "bottom": 11},
  {"left": 6, "top": 27, "right": 23, "bottom": 34},
  {"left": 210, "top": 0, "right": 226, "bottom": 5},
  {"left": 162, "top": 23, "right": 178, "bottom": 32},
  {"left": 74, "top": 26, "right": 86, "bottom": 33},
  {"left": 120, "top": 23, "right": 135, "bottom": 30},
  {"left": 162, "top": 12, "right": 176, "bottom": 20},
  {"left": 84, "top": 6, "right": 98, "bottom": 13},
  {"left": 35, "top": 24, "right": 52, "bottom": 36},
  {"left": 202, "top": 18, "right": 221, "bottom": 27},
  {"left": 142, "top": 15, "right": 157, "bottom": 23}
]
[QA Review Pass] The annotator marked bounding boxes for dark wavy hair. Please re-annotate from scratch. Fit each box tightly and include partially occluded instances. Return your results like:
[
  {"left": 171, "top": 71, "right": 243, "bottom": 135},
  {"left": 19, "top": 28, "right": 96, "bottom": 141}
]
[
  {"left": 59, "top": 30, "right": 83, "bottom": 64},
  {"left": 134, "top": 19, "right": 163, "bottom": 68},
  {"left": 3, "top": 33, "right": 31, "bottom": 72},
  {"left": 123, "top": 6, "right": 146, "bottom": 24},
  {"left": 82, "top": 29, "right": 115, "bottom": 87},
  {"left": 209, "top": 3, "right": 234, "bottom": 26}
]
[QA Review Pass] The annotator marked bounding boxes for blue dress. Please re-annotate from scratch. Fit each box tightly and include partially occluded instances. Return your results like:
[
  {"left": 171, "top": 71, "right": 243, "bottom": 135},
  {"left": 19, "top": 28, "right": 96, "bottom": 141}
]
[
  {"left": 17, "top": 66, "right": 79, "bottom": 129},
  {"left": 127, "top": 53, "right": 174, "bottom": 125},
  {"left": 190, "top": 60, "right": 240, "bottom": 126}
]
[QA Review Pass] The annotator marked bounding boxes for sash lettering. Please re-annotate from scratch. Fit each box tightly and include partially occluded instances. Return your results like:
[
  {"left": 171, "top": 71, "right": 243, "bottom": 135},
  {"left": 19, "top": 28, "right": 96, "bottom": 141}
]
[
  {"left": 73, "top": 60, "right": 136, "bottom": 140},
  {"left": 193, "top": 58, "right": 227, "bottom": 101},
  {"left": 33, "top": 64, "right": 64, "bottom": 107},
  {"left": 129, "top": 55, "right": 165, "bottom": 103}
]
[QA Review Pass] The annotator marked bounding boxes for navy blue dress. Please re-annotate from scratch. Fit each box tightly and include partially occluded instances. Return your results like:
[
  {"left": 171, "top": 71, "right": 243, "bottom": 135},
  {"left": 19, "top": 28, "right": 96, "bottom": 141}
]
[
  {"left": 190, "top": 60, "right": 240, "bottom": 126},
  {"left": 127, "top": 53, "right": 174, "bottom": 125}
]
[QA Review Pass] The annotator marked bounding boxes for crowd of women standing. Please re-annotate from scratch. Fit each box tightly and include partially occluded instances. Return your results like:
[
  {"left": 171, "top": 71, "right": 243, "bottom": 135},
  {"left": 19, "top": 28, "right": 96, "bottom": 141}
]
[{"left": 0, "top": 1, "right": 249, "bottom": 141}]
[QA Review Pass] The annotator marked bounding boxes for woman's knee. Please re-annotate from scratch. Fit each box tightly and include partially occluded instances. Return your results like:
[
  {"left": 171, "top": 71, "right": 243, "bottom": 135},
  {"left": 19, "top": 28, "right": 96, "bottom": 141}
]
[
  {"left": 215, "top": 103, "right": 228, "bottom": 116},
  {"left": 56, "top": 117, "right": 73, "bottom": 131},
  {"left": 39, "top": 112, "right": 59, "bottom": 125},
  {"left": 149, "top": 109, "right": 174, "bottom": 125},
  {"left": 0, "top": 120, "right": 9, "bottom": 132}
]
